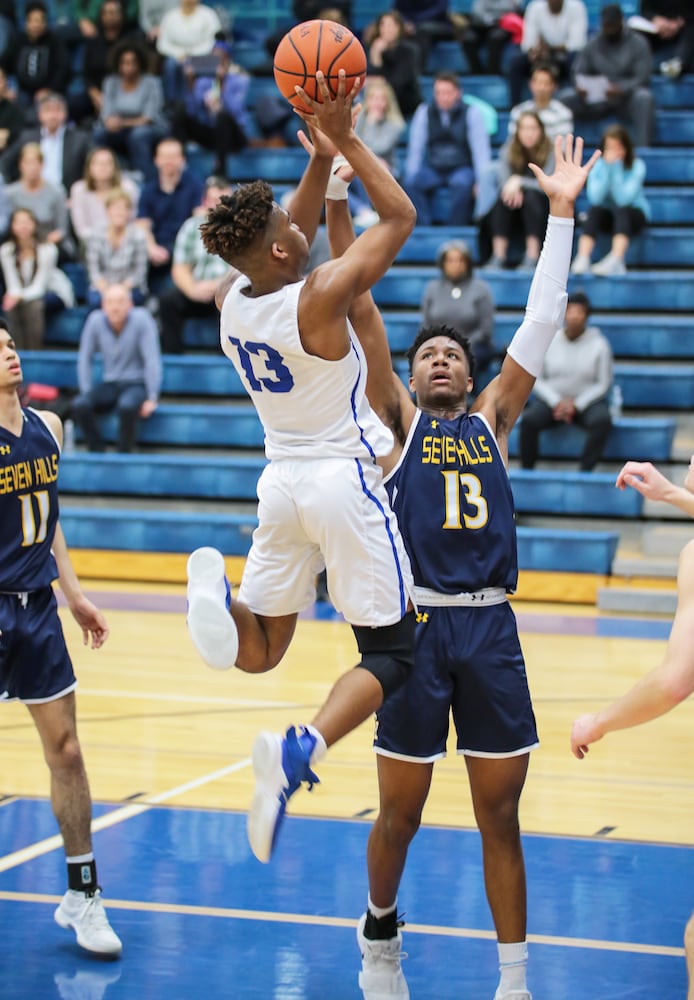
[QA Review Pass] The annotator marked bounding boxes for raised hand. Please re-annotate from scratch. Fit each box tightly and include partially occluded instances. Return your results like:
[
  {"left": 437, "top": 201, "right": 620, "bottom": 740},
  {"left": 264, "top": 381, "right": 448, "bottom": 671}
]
[
  {"left": 615, "top": 460, "right": 673, "bottom": 499},
  {"left": 529, "top": 135, "right": 601, "bottom": 212},
  {"left": 293, "top": 70, "right": 361, "bottom": 147}
]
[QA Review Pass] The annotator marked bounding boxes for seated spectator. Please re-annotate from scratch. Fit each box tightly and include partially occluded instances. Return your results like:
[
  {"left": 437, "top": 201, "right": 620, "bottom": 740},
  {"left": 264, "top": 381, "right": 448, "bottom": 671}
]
[
  {"left": 483, "top": 111, "right": 554, "bottom": 269},
  {"left": 157, "top": 175, "right": 230, "bottom": 353},
  {"left": 92, "top": 39, "right": 169, "bottom": 181},
  {"left": 0, "top": 1, "right": 16, "bottom": 73},
  {"left": 70, "top": 146, "right": 140, "bottom": 248},
  {"left": 155, "top": 0, "right": 222, "bottom": 107},
  {"left": 139, "top": 0, "right": 178, "bottom": 50},
  {"left": 72, "top": 282, "right": 161, "bottom": 452},
  {"left": 403, "top": 71, "right": 491, "bottom": 226},
  {"left": 11, "top": 3, "right": 72, "bottom": 118},
  {"left": 349, "top": 77, "right": 405, "bottom": 227},
  {"left": 55, "top": 0, "right": 140, "bottom": 46},
  {"left": 364, "top": 10, "right": 422, "bottom": 119},
  {"left": 71, "top": 0, "right": 147, "bottom": 124},
  {"left": 258, "top": 3, "right": 353, "bottom": 78},
  {"left": 0, "top": 68, "right": 26, "bottom": 165},
  {"left": 393, "top": 0, "right": 458, "bottom": 72},
  {"left": 85, "top": 188, "right": 148, "bottom": 308},
  {"left": 171, "top": 39, "right": 250, "bottom": 175},
  {"left": 507, "top": 0, "right": 588, "bottom": 106},
  {"left": 558, "top": 4, "right": 655, "bottom": 149},
  {"left": 0, "top": 207, "right": 74, "bottom": 350},
  {"left": 633, "top": 0, "right": 694, "bottom": 79},
  {"left": 508, "top": 62, "right": 574, "bottom": 140},
  {"left": 571, "top": 124, "right": 649, "bottom": 276},
  {"left": 421, "top": 238, "right": 495, "bottom": 377},
  {"left": 5, "top": 142, "right": 76, "bottom": 262},
  {"left": 135, "top": 136, "right": 204, "bottom": 290},
  {"left": 519, "top": 291, "right": 613, "bottom": 472},
  {"left": 1, "top": 92, "right": 91, "bottom": 193},
  {"left": 459, "top": 0, "right": 523, "bottom": 75}
]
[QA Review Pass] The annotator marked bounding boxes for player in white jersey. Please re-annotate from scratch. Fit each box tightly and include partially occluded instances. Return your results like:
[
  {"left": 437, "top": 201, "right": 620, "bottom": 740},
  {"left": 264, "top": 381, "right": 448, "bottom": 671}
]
[{"left": 185, "top": 71, "right": 417, "bottom": 863}]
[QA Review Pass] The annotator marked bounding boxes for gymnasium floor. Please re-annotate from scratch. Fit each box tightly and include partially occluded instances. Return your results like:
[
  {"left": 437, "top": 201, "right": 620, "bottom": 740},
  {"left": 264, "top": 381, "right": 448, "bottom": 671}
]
[{"left": 0, "top": 587, "right": 691, "bottom": 1000}]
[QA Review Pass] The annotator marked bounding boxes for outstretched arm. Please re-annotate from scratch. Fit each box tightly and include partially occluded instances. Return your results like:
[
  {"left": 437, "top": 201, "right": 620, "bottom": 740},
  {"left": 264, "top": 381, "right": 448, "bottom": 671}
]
[
  {"left": 571, "top": 539, "right": 694, "bottom": 758},
  {"left": 616, "top": 461, "right": 694, "bottom": 519},
  {"left": 473, "top": 136, "right": 601, "bottom": 449}
]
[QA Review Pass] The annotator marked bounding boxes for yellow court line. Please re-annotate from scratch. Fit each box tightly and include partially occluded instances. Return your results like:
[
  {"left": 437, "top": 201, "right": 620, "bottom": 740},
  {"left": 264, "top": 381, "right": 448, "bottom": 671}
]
[
  {"left": 0, "top": 758, "right": 252, "bottom": 873},
  {"left": 0, "top": 890, "right": 684, "bottom": 958}
]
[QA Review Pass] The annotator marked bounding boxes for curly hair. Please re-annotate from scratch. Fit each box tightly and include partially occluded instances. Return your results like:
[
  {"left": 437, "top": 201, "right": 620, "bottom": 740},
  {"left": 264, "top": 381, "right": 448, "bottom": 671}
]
[
  {"left": 200, "top": 180, "right": 275, "bottom": 264},
  {"left": 407, "top": 324, "right": 475, "bottom": 381}
]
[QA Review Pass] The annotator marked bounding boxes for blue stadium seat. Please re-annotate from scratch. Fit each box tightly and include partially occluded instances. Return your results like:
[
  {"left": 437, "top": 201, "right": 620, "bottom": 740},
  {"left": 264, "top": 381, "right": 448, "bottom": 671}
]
[
  {"left": 510, "top": 470, "right": 643, "bottom": 518},
  {"left": 507, "top": 417, "right": 676, "bottom": 463},
  {"left": 72, "top": 403, "right": 265, "bottom": 449},
  {"left": 516, "top": 526, "right": 619, "bottom": 575}
]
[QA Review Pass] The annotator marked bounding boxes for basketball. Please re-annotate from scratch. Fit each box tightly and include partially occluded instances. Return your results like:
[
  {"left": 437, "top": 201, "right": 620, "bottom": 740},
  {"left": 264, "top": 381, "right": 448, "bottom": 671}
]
[{"left": 273, "top": 19, "right": 367, "bottom": 110}]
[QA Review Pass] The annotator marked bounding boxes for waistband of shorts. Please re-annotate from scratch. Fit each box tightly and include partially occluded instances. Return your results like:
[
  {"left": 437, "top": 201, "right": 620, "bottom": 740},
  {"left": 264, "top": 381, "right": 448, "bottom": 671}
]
[
  {"left": 0, "top": 590, "right": 31, "bottom": 606},
  {"left": 413, "top": 586, "right": 508, "bottom": 607}
]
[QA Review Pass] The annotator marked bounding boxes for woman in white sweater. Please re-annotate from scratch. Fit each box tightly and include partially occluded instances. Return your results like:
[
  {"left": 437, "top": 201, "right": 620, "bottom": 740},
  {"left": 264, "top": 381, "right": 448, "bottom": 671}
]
[
  {"left": 156, "top": 0, "right": 222, "bottom": 105},
  {"left": 0, "top": 208, "right": 75, "bottom": 350}
]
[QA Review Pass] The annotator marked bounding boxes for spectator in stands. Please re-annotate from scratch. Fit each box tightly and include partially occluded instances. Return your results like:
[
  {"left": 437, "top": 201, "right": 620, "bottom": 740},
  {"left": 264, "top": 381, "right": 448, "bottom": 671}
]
[
  {"left": 508, "top": 62, "right": 574, "bottom": 140},
  {"left": 69, "top": 146, "right": 140, "bottom": 248},
  {"left": 558, "top": 4, "right": 655, "bottom": 149},
  {"left": 72, "top": 282, "right": 161, "bottom": 452},
  {"left": 85, "top": 188, "right": 148, "bottom": 308},
  {"left": 135, "top": 136, "right": 204, "bottom": 290},
  {"left": 458, "top": 0, "right": 523, "bottom": 75},
  {"left": 11, "top": 3, "right": 72, "bottom": 117},
  {"left": 421, "top": 238, "right": 495, "bottom": 378},
  {"left": 0, "top": 1, "right": 16, "bottom": 73},
  {"left": 171, "top": 39, "right": 250, "bottom": 176},
  {"left": 0, "top": 68, "right": 25, "bottom": 165},
  {"left": 507, "top": 0, "right": 588, "bottom": 106},
  {"left": 571, "top": 124, "right": 649, "bottom": 276},
  {"left": 349, "top": 77, "right": 405, "bottom": 227},
  {"left": 364, "top": 9, "right": 422, "bottom": 119},
  {"left": 393, "top": 0, "right": 458, "bottom": 72},
  {"left": 155, "top": 0, "right": 222, "bottom": 107},
  {"left": 519, "top": 291, "right": 613, "bottom": 472},
  {"left": 0, "top": 207, "right": 74, "bottom": 350},
  {"left": 58, "top": 0, "right": 140, "bottom": 44},
  {"left": 484, "top": 111, "right": 554, "bottom": 270},
  {"left": 138, "top": 0, "right": 178, "bottom": 48},
  {"left": 403, "top": 71, "right": 491, "bottom": 226},
  {"left": 634, "top": 0, "right": 694, "bottom": 79},
  {"left": 157, "top": 175, "right": 230, "bottom": 353},
  {"left": 92, "top": 38, "right": 169, "bottom": 182},
  {"left": 1, "top": 92, "right": 91, "bottom": 194},
  {"left": 5, "top": 142, "right": 76, "bottom": 262},
  {"left": 71, "top": 0, "right": 146, "bottom": 124}
]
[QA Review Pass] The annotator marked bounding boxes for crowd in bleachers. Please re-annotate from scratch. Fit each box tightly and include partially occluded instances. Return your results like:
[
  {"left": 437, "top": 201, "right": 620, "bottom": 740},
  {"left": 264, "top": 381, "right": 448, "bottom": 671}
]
[{"left": 1, "top": 0, "right": 692, "bottom": 466}]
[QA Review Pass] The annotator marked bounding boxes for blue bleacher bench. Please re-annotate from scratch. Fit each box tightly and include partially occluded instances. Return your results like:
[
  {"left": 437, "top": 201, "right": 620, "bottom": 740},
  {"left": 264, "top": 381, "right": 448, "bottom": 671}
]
[
  {"left": 507, "top": 417, "right": 675, "bottom": 464},
  {"left": 58, "top": 503, "right": 619, "bottom": 575},
  {"left": 509, "top": 470, "right": 643, "bottom": 518}
]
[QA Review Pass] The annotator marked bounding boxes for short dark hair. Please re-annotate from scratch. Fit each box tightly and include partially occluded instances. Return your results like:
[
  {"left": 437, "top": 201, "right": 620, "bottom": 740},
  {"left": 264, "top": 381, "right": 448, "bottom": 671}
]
[
  {"left": 601, "top": 4, "right": 623, "bottom": 25},
  {"left": 530, "top": 61, "right": 559, "bottom": 83},
  {"left": 567, "top": 291, "right": 591, "bottom": 314},
  {"left": 200, "top": 179, "right": 274, "bottom": 264},
  {"left": 26, "top": 1, "right": 48, "bottom": 17},
  {"left": 407, "top": 324, "right": 476, "bottom": 381}
]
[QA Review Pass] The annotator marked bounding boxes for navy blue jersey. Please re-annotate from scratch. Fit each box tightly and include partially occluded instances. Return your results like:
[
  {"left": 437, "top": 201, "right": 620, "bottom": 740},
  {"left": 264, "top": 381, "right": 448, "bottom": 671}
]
[
  {"left": 0, "top": 408, "right": 60, "bottom": 591},
  {"left": 384, "top": 410, "right": 518, "bottom": 593}
]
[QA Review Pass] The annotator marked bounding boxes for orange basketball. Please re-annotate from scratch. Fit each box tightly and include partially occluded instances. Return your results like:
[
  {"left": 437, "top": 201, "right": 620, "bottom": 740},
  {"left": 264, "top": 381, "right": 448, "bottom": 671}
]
[{"left": 273, "top": 19, "right": 366, "bottom": 110}]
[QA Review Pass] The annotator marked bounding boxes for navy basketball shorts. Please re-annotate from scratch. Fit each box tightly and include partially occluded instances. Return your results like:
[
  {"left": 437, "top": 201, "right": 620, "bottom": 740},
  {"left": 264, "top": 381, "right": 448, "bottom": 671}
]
[
  {"left": 0, "top": 587, "right": 77, "bottom": 703},
  {"left": 374, "top": 600, "right": 539, "bottom": 760}
]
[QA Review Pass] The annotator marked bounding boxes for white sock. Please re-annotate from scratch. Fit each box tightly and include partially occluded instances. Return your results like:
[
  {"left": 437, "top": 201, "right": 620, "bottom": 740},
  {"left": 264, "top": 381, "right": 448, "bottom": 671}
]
[
  {"left": 497, "top": 940, "right": 528, "bottom": 994},
  {"left": 367, "top": 894, "right": 397, "bottom": 919},
  {"left": 305, "top": 725, "right": 327, "bottom": 763}
]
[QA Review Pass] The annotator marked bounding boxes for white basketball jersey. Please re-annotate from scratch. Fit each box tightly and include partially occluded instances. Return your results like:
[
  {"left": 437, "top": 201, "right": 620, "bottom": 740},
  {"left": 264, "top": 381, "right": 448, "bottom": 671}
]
[{"left": 220, "top": 276, "right": 394, "bottom": 461}]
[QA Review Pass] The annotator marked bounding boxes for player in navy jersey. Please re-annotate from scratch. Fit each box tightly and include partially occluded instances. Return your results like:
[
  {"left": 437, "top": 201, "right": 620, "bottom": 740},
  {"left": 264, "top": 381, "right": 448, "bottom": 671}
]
[
  {"left": 325, "top": 136, "right": 599, "bottom": 999},
  {"left": 0, "top": 322, "right": 121, "bottom": 958}
]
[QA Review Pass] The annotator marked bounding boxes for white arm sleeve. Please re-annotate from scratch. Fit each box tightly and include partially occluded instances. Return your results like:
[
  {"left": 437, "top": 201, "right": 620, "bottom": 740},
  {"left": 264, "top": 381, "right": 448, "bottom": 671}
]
[{"left": 506, "top": 215, "right": 575, "bottom": 378}]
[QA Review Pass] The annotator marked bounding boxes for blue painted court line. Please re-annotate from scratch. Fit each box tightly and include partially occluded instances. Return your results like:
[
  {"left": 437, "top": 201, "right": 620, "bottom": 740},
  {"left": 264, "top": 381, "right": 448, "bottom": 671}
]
[{"left": 0, "top": 803, "right": 689, "bottom": 1000}]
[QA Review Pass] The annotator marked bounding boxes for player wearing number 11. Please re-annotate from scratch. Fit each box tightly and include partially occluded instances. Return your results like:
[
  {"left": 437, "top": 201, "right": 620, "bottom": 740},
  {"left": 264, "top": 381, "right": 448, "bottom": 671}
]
[{"left": 0, "top": 321, "right": 121, "bottom": 957}]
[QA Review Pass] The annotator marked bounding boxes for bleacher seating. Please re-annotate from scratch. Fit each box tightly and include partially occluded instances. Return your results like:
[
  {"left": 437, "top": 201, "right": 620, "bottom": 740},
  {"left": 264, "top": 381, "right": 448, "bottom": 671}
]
[{"left": 30, "top": 24, "right": 693, "bottom": 583}]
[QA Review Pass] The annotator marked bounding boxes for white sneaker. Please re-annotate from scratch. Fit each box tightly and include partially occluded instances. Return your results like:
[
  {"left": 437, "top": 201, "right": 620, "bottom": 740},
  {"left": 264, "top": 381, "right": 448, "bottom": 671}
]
[
  {"left": 494, "top": 992, "right": 533, "bottom": 1000},
  {"left": 357, "top": 912, "right": 409, "bottom": 999},
  {"left": 54, "top": 889, "right": 122, "bottom": 957},
  {"left": 186, "top": 547, "right": 238, "bottom": 670},
  {"left": 660, "top": 57, "right": 682, "bottom": 79},
  {"left": 590, "top": 253, "right": 626, "bottom": 276},
  {"left": 570, "top": 253, "right": 590, "bottom": 274}
]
